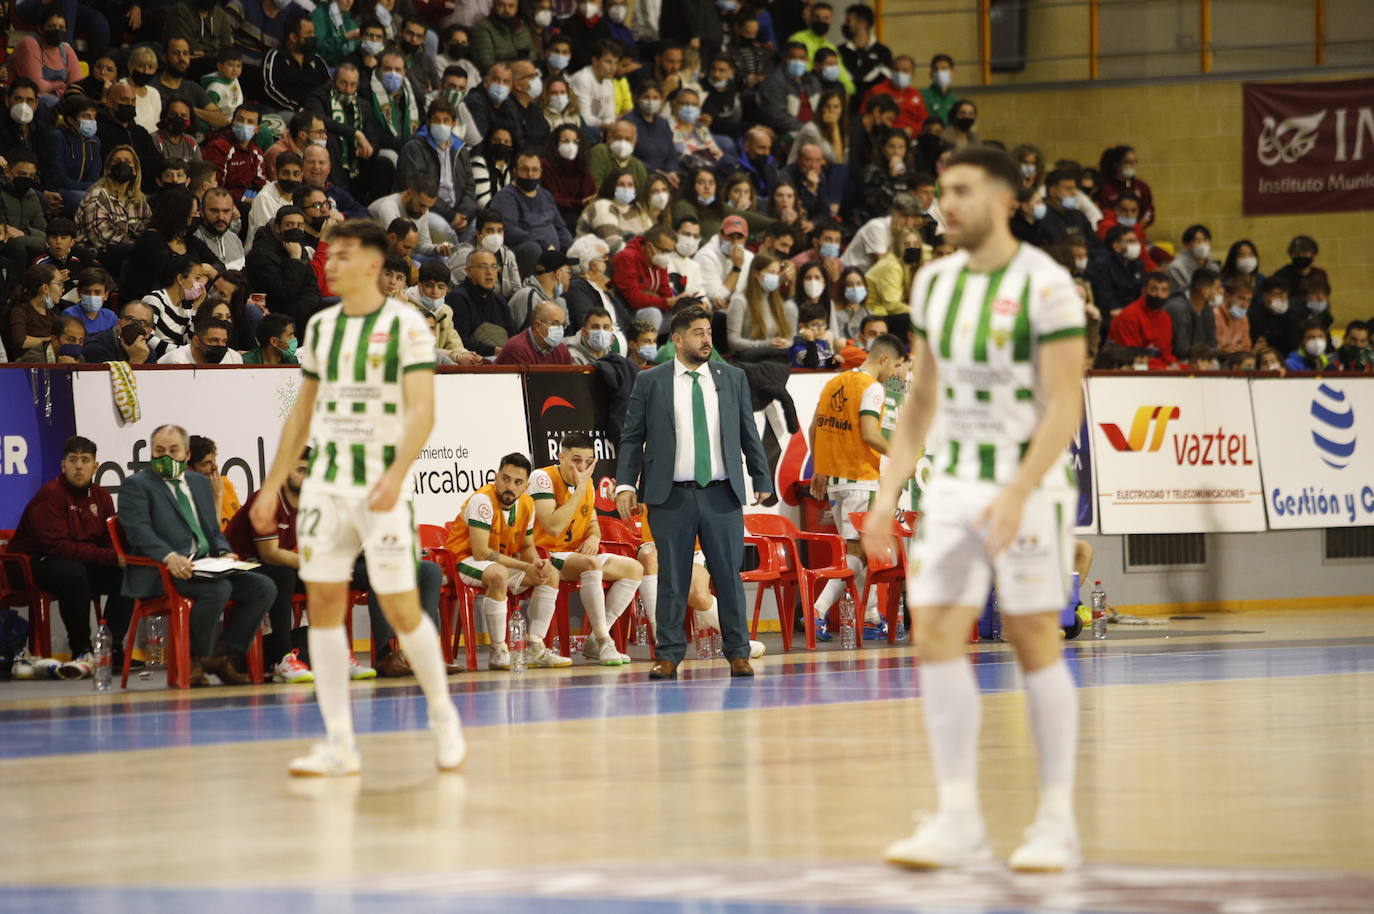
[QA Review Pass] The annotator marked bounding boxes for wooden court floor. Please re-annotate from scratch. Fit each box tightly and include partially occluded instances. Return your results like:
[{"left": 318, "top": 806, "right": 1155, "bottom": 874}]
[{"left": 2, "top": 608, "right": 1373, "bottom": 913}]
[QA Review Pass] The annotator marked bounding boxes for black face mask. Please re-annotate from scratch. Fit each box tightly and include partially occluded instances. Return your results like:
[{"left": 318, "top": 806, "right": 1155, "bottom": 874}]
[
  {"left": 43, "top": 28, "right": 64, "bottom": 47},
  {"left": 300, "top": 37, "right": 318, "bottom": 53},
  {"left": 109, "top": 161, "right": 135, "bottom": 183},
  {"left": 121, "top": 323, "right": 147, "bottom": 346},
  {"left": 840, "top": 24, "right": 854, "bottom": 40},
  {"left": 400, "top": 38, "right": 422, "bottom": 53},
  {"left": 951, "top": 115, "right": 975, "bottom": 132},
  {"left": 1291, "top": 255, "right": 1314, "bottom": 270},
  {"left": 130, "top": 70, "right": 155, "bottom": 88},
  {"left": 163, "top": 117, "right": 188, "bottom": 136},
  {"left": 277, "top": 178, "right": 300, "bottom": 194},
  {"left": 283, "top": 228, "right": 309, "bottom": 245},
  {"left": 1146, "top": 294, "right": 1168, "bottom": 310},
  {"left": 809, "top": 20, "right": 829, "bottom": 36},
  {"left": 307, "top": 215, "right": 327, "bottom": 232},
  {"left": 9, "top": 177, "right": 35, "bottom": 196},
  {"left": 203, "top": 344, "right": 229, "bottom": 364},
  {"left": 447, "top": 43, "right": 468, "bottom": 59},
  {"left": 488, "top": 143, "right": 513, "bottom": 160},
  {"left": 115, "top": 103, "right": 137, "bottom": 124},
  {"left": 515, "top": 175, "right": 541, "bottom": 192},
  {"left": 902, "top": 246, "right": 921, "bottom": 265}
]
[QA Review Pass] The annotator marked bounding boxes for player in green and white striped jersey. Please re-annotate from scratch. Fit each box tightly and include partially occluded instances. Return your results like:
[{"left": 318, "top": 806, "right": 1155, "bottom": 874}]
[
  {"left": 863, "top": 148, "right": 1088, "bottom": 874},
  {"left": 252, "top": 219, "right": 464, "bottom": 779}
]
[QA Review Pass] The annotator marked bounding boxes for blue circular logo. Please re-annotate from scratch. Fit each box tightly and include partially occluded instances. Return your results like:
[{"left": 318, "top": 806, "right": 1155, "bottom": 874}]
[{"left": 1310, "top": 383, "right": 1356, "bottom": 469}]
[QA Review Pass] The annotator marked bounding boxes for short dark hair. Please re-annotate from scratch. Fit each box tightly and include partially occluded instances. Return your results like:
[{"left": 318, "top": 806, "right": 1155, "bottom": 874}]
[
  {"left": 594, "top": 38, "right": 624, "bottom": 60},
  {"left": 1104, "top": 225, "right": 1134, "bottom": 248},
  {"left": 1190, "top": 268, "right": 1220, "bottom": 294},
  {"left": 1182, "top": 224, "right": 1211, "bottom": 244},
  {"left": 188, "top": 434, "right": 217, "bottom": 465},
  {"left": 1144, "top": 270, "right": 1171, "bottom": 287},
  {"left": 46, "top": 217, "right": 76, "bottom": 237},
  {"left": 797, "top": 302, "right": 828, "bottom": 326},
  {"left": 1301, "top": 317, "right": 1326, "bottom": 334},
  {"left": 418, "top": 260, "right": 449, "bottom": 284},
  {"left": 673, "top": 214, "right": 700, "bottom": 232},
  {"left": 583, "top": 306, "right": 612, "bottom": 322},
  {"left": 287, "top": 110, "right": 317, "bottom": 139},
  {"left": 670, "top": 305, "right": 711, "bottom": 336},
  {"left": 324, "top": 218, "right": 389, "bottom": 256},
  {"left": 858, "top": 314, "right": 888, "bottom": 334},
  {"left": 866, "top": 93, "right": 898, "bottom": 115},
  {"left": 63, "top": 435, "right": 98, "bottom": 458},
  {"left": 77, "top": 266, "right": 114, "bottom": 290},
  {"left": 160, "top": 255, "right": 196, "bottom": 289},
  {"left": 930, "top": 53, "right": 953, "bottom": 69},
  {"left": 1344, "top": 319, "right": 1368, "bottom": 336},
  {"left": 276, "top": 151, "right": 304, "bottom": 173},
  {"left": 193, "top": 314, "right": 232, "bottom": 339},
  {"left": 1044, "top": 167, "right": 1076, "bottom": 188},
  {"left": 1300, "top": 272, "right": 1330, "bottom": 296},
  {"left": 1288, "top": 234, "right": 1318, "bottom": 256},
  {"left": 476, "top": 207, "right": 504, "bottom": 231},
  {"left": 8, "top": 76, "right": 38, "bottom": 98},
  {"left": 644, "top": 223, "right": 676, "bottom": 249},
  {"left": 255, "top": 312, "right": 295, "bottom": 348},
  {"left": 846, "top": 4, "right": 875, "bottom": 26},
  {"left": 947, "top": 145, "right": 1020, "bottom": 192},
  {"left": 560, "top": 432, "right": 595, "bottom": 451},
  {"left": 273, "top": 204, "right": 305, "bottom": 227},
  {"left": 499, "top": 452, "right": 533, "bottom": 476},
  {"left": 406, "top": 172, "right": 440, "bottom": 197},
  {"left": 868, "top": 332, "right": 906, "bottom": 359}
]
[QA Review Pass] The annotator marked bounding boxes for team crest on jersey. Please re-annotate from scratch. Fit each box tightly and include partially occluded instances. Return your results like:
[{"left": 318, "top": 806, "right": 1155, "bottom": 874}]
[
  {"left": 992, "top": 297, "right": 1021, "bottom": 317},
  {"left": 477, "top": 500, "right": 494, "bottom": 522},
  {"left": 828, "top": 387, "right": 848, "bottom": 411},
  {"left": 369, "top": 332, "right": 391, "bottom": 344},
  {"left": 302, "top": 546, "right": 313, "bottom": 561}
]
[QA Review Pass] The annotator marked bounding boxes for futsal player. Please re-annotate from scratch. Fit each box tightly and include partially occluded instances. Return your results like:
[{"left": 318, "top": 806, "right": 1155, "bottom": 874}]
[
  {"left": 807, "top": 332, "right": 908, "bottom": 639},
  {"left": 863, "top": 147, "right": 1087, "bottom": 871},
  {"left": 253, "top": 219, "right": 464, "bottom": 778},
  {"left": 529, "top": 433, "right": 644, "bottom": 666}
]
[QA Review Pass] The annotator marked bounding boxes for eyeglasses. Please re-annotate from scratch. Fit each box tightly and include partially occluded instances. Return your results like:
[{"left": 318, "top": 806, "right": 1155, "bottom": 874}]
[{"left": 304, "top": 201, "right": 329, "bottom": 211}]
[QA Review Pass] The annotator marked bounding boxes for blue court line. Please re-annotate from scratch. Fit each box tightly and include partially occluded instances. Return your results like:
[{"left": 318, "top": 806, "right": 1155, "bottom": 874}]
[{"left": 1, "top": 643, "right": 1371, "bottom": 761}]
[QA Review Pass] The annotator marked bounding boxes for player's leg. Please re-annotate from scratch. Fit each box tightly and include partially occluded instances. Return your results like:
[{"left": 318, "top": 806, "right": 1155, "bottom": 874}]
[
  {"left": 884, "top": 484, "right": 993, "bottom": 868},
  {"left": 810, "top": 487, "right": 870, "bottom": 638},
  {"left": 997, "top": 489, "right": 1081, "bottom": 872},
  {"left": 462, "top": 560, "right": 514, "bottom": 670},
  {"left": 559, "top": 552, "right": 623, "bottom": 665},
  {"left": 365, "top": 505, "right": 464, "bottom": 771},
  {"left": 292, "top": 492, "right": 364, "bottom": 776},
  {"left": 599, "top": 555, "right": 643, "bottom": 662},
  {"left": 520, "top": 561, "right": 570, "bottom": 666},
  {"left": 636, "top": 542, "right": 658, "bottom": 641}
]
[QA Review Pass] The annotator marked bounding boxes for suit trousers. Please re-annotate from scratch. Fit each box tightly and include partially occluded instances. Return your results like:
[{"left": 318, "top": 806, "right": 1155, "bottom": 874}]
[
  {"left": 33, "top": 558, "right": 133, "bottom": 657},
  {"left": 651, "top": 482, "right": 750, "bottom": 663},
  {"left": 172, "top": 570, "right": 275, "bottom": 658}
]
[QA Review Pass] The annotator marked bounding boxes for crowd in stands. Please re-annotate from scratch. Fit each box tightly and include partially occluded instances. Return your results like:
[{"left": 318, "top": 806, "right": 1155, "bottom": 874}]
[{"left": 0, "top": 0, "right": 1368, "bottom": 378}]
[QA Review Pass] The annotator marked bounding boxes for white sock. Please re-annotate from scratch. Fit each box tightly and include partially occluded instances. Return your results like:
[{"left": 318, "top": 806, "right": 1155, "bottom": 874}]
[
  {"left": 813, "top": 577, "right": 847, "bottom": 616},
  {"left": 640, "top": 574, "right": 658, "bottom": 637},
  {"left": 528, "top": 584, "right": 557, "bottom": 640},
  {"left": 1023, "top": 660, "right": 1078, "bottom": 825},
  {"left": 579, "top": 569, "right": 610, "bottom": 640},
  {"left": 921, "top": 657, "right": 982, "bottom": 817},
  {"left": 694, "top": 595, "right": 720, "bottom": 630},
  {"left": 307, "top": 626, "right": 354, "bottom": 747},
  {"left": 481, "top": 596, "right": 507, "bottom": 647},
  {"left": 606, "top": 577, "right": 641, "bottom": 624},
  {"left": 395, "top": 613, "right": 458, "bottom": 727}
]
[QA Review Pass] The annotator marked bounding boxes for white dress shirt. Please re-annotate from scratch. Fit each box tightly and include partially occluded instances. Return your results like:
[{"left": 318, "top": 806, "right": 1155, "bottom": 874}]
[
  {"left": 694, "top": 236, "right": 753, "bottom": 307},
  {"left": 160, "top": 344, "right": 244, "bottom": 365},
  {"left": 568, "top": 66, "right": 617, "bottom": 129},
  {"left": 672, "top": 356, "right": 725, "bottom": 483},
  {"left": 162, "top": 475, "right": 208, "bottom": 558}
]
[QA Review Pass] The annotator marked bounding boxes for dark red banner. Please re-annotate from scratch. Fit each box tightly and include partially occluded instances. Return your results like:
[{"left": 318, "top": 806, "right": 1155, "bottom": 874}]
[{"left": 1242, "top": 76, "right": 1374, "bottom": 216}]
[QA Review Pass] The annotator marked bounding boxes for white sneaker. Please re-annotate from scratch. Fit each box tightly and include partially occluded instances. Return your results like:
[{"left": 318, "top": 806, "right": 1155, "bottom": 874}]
[
  {"left": 348, "top": 655, "right": 377, "bottom": 680},
  {"left": 596, "top": 639, "right": 626, "bottom": 666},
  {"left": 11, "top": 651, "right": 36, "bottom": 680},
  {"left": 1008, "top": 819, "right": 1081, "bottom": 872},
  {"left": 288, "top": 740, "right": 361, "bottom": 777},
  {"left": 749, "top": 640, "right": 766, "bottom": 659},
  {"left": 31, "top": 656, "right": 61, "bottom": 680},
  {"left": 58, "top": 652, "right": 94, "bottom": 680},
  {"left": 527, "top": 641, "right": 572, "bottom": 668},
  {"left": 273, "top": 649, "right": 314, "bottom": 684},
  {"left": 432, "top": 713, "right": 466, "bottom": 771},
  {"left": 488, "top": 643, "right": 511, "bottom": 671},
  {"left": 582, "top": 633, "right": 601, "bottom": 661},
  {"left": 883, "top": 812, "right": 993, "bottom": 870}
]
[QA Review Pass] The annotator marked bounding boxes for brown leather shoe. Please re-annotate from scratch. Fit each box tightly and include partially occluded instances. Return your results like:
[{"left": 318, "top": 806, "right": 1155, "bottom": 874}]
[
  {"left": 648, "top": 659, "right": 678, "bottom": 680},
  {"left": 729, "top": 657, "right": 755, "bottom": 678},
  {"left": 377, "top": 650, "right": 413, "bottom": 678},
  {"left": 201, "top": 654, "right": 251, "bottom": 685},
  {"left": 187, "top": 658, "right": 208, "bottom": 688}
]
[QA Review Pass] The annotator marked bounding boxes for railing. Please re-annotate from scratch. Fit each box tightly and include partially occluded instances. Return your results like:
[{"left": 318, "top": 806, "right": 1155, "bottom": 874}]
[{"left": 876, "top": 0, "right": 1374, "bottom": 86}]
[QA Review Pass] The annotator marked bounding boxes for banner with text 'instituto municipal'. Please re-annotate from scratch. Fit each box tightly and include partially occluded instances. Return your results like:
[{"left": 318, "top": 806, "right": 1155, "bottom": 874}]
[{"left": 1089, "top": 377, "right": 1265, "bottom": 534}]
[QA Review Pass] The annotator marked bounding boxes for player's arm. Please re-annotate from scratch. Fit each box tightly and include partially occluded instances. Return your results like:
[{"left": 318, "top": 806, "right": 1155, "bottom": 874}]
[
  {"left": 578, "top": 514, "right": 601, "bottom": 556},
  {"left": 519, "top": 528, "right": 551, "bottom": 573},
  {"left": 369, "top": 367, "right": 435, "bottom": 512},
  {"left": 252, "top": 376, "right": 319, "bottom": 534},
  {"left": 860, "top": 414, "right": 889, "bottom": 456},
  {"left": 808, "top": 413, "right": 826, "bottom": 498},
  {"left": 532, "top": 469, "right": 592, "bottom": 539},
  {"left": 864, "top": 336, "right": 938, "bottom": 557},
  {"left": 468, "top": 521, "right": 536, "bottom": 575},
  {"left": 255, "top": 534, "right": 301, "bottom": 569}
]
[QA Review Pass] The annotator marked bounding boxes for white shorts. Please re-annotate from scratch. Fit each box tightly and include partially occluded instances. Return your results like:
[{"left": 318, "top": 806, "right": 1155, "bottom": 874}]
[
  {"left": 907, "top": 478, "right": 1074, "bottom": 615},
  {"left": 454, "top": 557, "right": 529, "bottom": 593},
  {"left": 827, "top": 485, "right": 877, "bottom": 540},
  {"left": 298, "top": 489, "right": 418, "bottom": 595},
  {"left": 549, "top": 551, "right": 606, "bottom": 572}
]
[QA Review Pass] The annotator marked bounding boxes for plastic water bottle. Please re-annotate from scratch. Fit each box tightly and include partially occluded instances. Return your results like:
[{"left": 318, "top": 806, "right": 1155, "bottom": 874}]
[
  {"left": 695, "top": 621, "right": 711, "bottom": 659},
  {"left": 839, "top": 591, "right": 857, "bottom": 649},
  {"left": 635, "top": 598, "right": 649, "bottom": 646},
  {"left": 710, "top": 628, "right": 723, "bottom": 658},
  {"left": 146, "top": 615, "right": 166, "bottom": 667},
  {"left": 1091, "top": 581, "right": 1108, "bottom": 640},
  {"left": 508, "top": 607, "right": 528, "bottom": 675},
  {"left": 92, "top": 623, "right": 113, "bottom": 691}
]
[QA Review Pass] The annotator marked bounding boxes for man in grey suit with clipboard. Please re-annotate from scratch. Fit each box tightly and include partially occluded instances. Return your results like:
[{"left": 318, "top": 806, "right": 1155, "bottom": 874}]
[
  {"left": 118, "top": 424, "right": 274, "bottom": 686},
  {"left": 616, "top": 306, "right": 773, "bottom": 679}
]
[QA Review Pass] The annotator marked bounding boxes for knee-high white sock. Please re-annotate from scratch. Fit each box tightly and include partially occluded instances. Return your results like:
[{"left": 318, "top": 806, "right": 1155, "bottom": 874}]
[
  {"left": 813, "top": 577, "right": 847, "bottom": 616},
  {"left": 395, "top": 613, "right": 458, "bottom": 726},
  {"left": 694, "top": 595, "right": 720, "bottom": 630},
  {"left": 1023, "top": 660, "right": 1078, "bottom": 825},
  {"left": 605, "top": 578, "right": 641, "bottom": 624},
  {"left": 921, "top": 657, "right": 982, "bottom": 816},
  {"left": 527, "top": 584, "right": 557, "bottom": 640},
  {"left": 640, "top": 574, "right": 658, "bottom": 636},
  {"left": 307, "top": 625, "right": 354, "bottom": 746},
  {"left": 579, "top": 569, "right": 610, "bottom": 640},
  {"left": 481, "top": 596, "right": 507, "bottom": 646}
]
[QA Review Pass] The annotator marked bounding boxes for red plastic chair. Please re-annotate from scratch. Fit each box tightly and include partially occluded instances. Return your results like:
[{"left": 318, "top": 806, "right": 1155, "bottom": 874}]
[
  {"left": 742, "top": 533, "right": 792, "bottom": 649},
  {"left": 107, "top": 518, "right": 264, "bottom": 689},
  {"left": 0, "top": 529, "right": 52, "bottom": 657},
  {"left": 419, "top": 524, "right": 476, "bottom": 670},
  {"left": 849, "top": 510, "right": 912, "bottom": 644},
  {"left": 743, "top": 513, "right": 860, "bottom": 650}
]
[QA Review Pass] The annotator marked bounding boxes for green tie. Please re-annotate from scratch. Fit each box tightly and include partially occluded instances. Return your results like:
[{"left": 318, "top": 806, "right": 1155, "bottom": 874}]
[
  {"left": 687, "top": 370, "right": 711, "bottom": 487},
  {"left": 171, "top": 479, "right": 210, "bottom": 558}
]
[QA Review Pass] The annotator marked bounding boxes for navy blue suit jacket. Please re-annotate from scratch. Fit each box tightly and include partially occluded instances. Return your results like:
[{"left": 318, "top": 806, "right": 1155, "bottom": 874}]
[
  {"left": 616, "top": 359, "right": 773, "bottom": 507},
  {"left": 118, "top": 469, "right": 230, "bottom": 599}
]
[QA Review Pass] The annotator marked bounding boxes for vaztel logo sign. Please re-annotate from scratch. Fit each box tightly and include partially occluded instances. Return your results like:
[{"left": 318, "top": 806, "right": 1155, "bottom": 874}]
[
  {"left": 1099, "top": 406, "right": 1180, "bottom": 452},
  {"left": 1310, "top": 383, "right": 1356, "bottom": 469}
]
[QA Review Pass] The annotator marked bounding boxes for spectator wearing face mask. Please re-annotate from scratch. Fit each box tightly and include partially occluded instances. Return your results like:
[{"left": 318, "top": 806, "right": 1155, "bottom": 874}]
[
  {"left": 568, "top": 39, "right": 624, "bottom": 132},
  {"left": 63, "top": 267, "right": 117, "bottom": 336},
  {"left": 862, "top": 55, "right": 926, "bottom": 135},
  {"left": 507, "top": 249, "right": 574, "bottom": 330},
  {"left": 727, "top": 252, "right": 797, "bottom": 355},
  {"left": 1086, "top": 225, "right": 1146, "bottom": 337},
  {"left": 1038, "top": 166, "right": 1098, "bottom": 251},
  {"left": 472, "top": 0, "right": 536, "bottom": 75},
  {"left": 758, "top": 42, "right": 823, "bottom": 143},
  {"left": 694, "top": 213, "right": 753, "bottom": 310},
  {"left": 786, "top": 3, "right": 853, "bottom": 92},
  {"left": 52, "top": 96, "right": 104, "bottom": 212},
  {"left": 625, "top": 83, "right": 678, "bottom": 180},
  {"left": 201, "top": 105, "right": 266, "bottom": 205},
  {"left": 1298, "top": 273, "right": 1334, "bottom": 335},
  {"left": 1220, "top": 239, "right": 1265, "bottom": 309},
  {"left": 495, "top": 297, "right": 574, "bottom": 365},
  {"left": 943, "top": 99, "right": 978, "bottom": 148},
  {"left": 1334, "top": 320, "right": 1372, "bottom": 373},
  {"left": 829, "top": 265, "right": 872, "bottom": 341},
  {"left": 1165, "top": 224, "right": 1220, "bottom": 295},
  {"left": 1248, "top": 277, "right": 1301, "bottom": 355},
  {"left": 541, "top": 75, "right": 584, "bottom": 136},
  {"left": 1269, "top": 234, "right": 1329, "bottom": 311},
  {"left": 153, "top": 101, "right": 202, "bottom": 164},
  {"left": 542, "top": 125, "right": 597, "bottom": 233},
  {"left": 568, "top": 306, "right": 620, "bottom": 365},
  {"left": 1010, "top": 187, "right": 1050, "bottom": 247},
  {"left": 1285, "top": 318, "right": 1333, "bottom": 372},
  {"left": 1213, "top": 273, "right": 1254, "bottom": 355},
  {"left": 565, "top": 233, "right": 632, "bottom": 347},
  {"left": 1094, "top": 192, "right": 1154, "bottom": 265},
  {"left": 610, "top": 223, "right": 685, "bottom": 333},
  {"left": 241, "top": 312, "right": 301, "bottom": 365},
  {"left": 590, "top": 119, "right": 650, "bottom": 198},
  {"left": 1107, "top": 271, "right": 1179, "bottom": 369},
  {"left": 863, "top": 226, "right": 920, "bottom": 331},
  {"left": 578, "top": 167, "right": 653, "bottom": 252},
  {"left": 395, "top": 98, "right": 477, "bottom": 237},
  {"left": 448, "top": 207, "right": 523, "bottom": 298},
  {"left": 161, "top": 313, "right": 242, "bottom": 365},
  {"left": 245, "top": 206, "right": 322, "bottom": 327},
  {"left": 920, "top": 53, "right": 958, "bottom": 125},
  {"left": 310, "top": 0, "right": 361, "bottom": 66},
  {"left": 1165, "top": 268, "right": 1221, "bottom": 366},
  {"left": 1096, "top": 144, "right": 1154, "bottom": 229}
]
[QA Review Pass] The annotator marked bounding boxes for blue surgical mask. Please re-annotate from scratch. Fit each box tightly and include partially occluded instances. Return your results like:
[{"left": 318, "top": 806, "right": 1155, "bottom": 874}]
[
  {"left": 232, "top": 122, "right": 255, "bottom": 144},
  {"left": 786, "top": 59, "right": 807, "bottom": 79},
  {"left": 487, "top": 83, "right": 510, "bottom": 104},
  {"left": 587, "top": 328, "right": 613, "bottom": 351},
  {"left": 677, "top": 105, "right": 700, "bottom": 125},
  {"left": 1032, "top": 202, "right": 1047, "bottom": 220},
  {"left": 698, "top": 194, "right": 715, "bottom": 205},
  {"left": 548, "top": 52, "right": 570, "bottom": 71},
  {"left": 821, "top": 64, "right": 840, "bottom": 83},
  {"left": 1307, "top": 299, "right": 1329, "bottom": 313},
  {"left": 77, "top": 118, "right": 98, "bottom": 138},
  {"left": 381, "top": 71, "right": 405, "bottom": 94},
  {"left": 719, "top": 238, "right": 733, "bottom": 255},
  {"left": 844, "top": 285, "right": 866, "bottom": 304},
  {"left": 361, "top": 39, "right": 384, "bottom": 56},
  {"left": 418, "top": 293, "right": 442, "bottom": 311},
  {"left": 613, "top": 185, "right": 636, "bottom": 205},
  {"left": 544, "top": 323, "right": 564, "bottom": 347},
  {"left": 759, "top": 273, "right": 780, "bottom": 292},
  {"left": 80, "top": 294, "right": 103, "bottom": 314},
  {"left": 637, "top": 343, "right": 657, "bottom": 361},
  {"left": 1118, "top": 215, "right": 1136, "bottom": 227},
  {"left": 820, "top": 242, "right": 840, "bottom": 259},
  {"left": 1228, "top": 304, "right": 1247, "bottom": 320}
]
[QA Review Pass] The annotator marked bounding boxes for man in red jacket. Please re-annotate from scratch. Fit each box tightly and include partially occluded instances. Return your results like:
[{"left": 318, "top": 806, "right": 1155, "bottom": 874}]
[
  {"left": 611, "top": 224, "right": 690, "bottom": 335},
  {"left": 861, "top": 55, "right": 928, "bottom": 136},
  {"left": 1107, "top": 271, "right": 1180, "bottom": 369},
  {"left": 201, "top": 105, "right": 267, "bottom": 205},
  {"left": 10, "top": 436, "right": 133, "bottom": 678}
]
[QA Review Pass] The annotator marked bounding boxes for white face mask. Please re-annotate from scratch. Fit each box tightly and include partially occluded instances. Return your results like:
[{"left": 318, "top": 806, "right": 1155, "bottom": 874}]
[
  {"left": 803, "top": 277, "right": 825, "bottom": 300},
  {"left": 676, "top": 235, "right": 699, "bottom": 257},
  {"left": 587, "top": 328, "right": 613, "bottom": 351},
  {"left": 1306, "top": 299, "right": 1329, "bottom": 313},
  {"left": 1120, "top": 166, "right": 1136, "bottom": 180},
  {"left": 1305, "top": 337, "right": 1327, "bottom": 357},
  {"left": 557, "top": 141, "right": 579, "bottom": 160},
  {"left": 1073, "top": 256, "right": 1088, "bottom": 272},
  {"left": 649, "top": 191, "right": 669, "bottom": 211},
  {"left": 1121, "top": 241, "right": 1142, "bottom": 261},
  {"left": 1228, "top": 303, "right": 1247, "bottom": 319},
  {"left": 534, "top": 9, "right": 553, "bottom": 26},
  {"left": 608, "top": 3, "right": 627, "bottom": 22},
  {"left": 1235, "top": 256, "right": 1258, "bottom": 274},
  {"left": 480, "top": 232, "right": 504, "bottom": 252},
  {"left": 548, "top": 93, "right": 569, "bottom": 112},
  {"left": 759, "top": 272, "right": 780, "bottom": 292},
  {"left": 651, "top": 252, "right": 672, "bottom": 267},
  {"left": 1191, "top": 241, "right": 1211, "bottom": 261},
  {"left": 609, "top": 139, "right": 633, "bottom": 160},
  {"left": 1210, "top": 291, "right": 1224, "bottom": 308},
  {"left": 10, "top": 102, "right": 33, "bottom": 125},
  {"left": 584, "top": 2, "right": 600, "bottom": 18},
  {"left": 1269, "top": 297, "right": 1289, "bottom": 315},
  {"left": 934, "top": 69, "right": 951, "bottom": 90}
]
